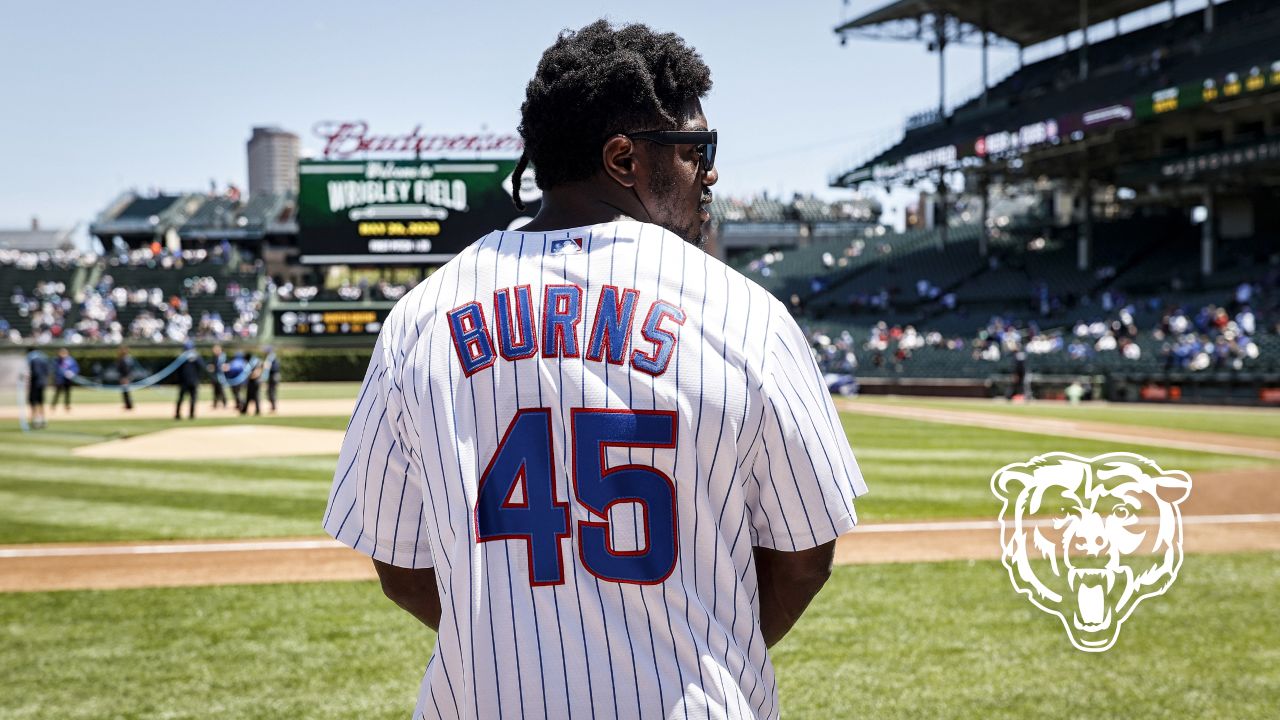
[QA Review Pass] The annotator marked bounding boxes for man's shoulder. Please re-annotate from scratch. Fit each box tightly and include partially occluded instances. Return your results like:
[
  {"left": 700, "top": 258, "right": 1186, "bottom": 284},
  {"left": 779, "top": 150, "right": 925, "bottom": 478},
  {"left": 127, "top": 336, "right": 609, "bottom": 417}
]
[{"left": 631, "top": 223, "right": 785, "bottom": 304}]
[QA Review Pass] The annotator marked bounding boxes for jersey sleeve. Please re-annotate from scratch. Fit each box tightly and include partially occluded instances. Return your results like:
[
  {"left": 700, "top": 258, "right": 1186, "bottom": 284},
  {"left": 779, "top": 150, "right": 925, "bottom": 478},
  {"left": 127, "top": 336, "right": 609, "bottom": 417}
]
[
  {"left": 323, "top": 330, "right": 434, "bottom": 568},
  {"left": 747, "top": 305, "right": 868, "bottom": 551}
]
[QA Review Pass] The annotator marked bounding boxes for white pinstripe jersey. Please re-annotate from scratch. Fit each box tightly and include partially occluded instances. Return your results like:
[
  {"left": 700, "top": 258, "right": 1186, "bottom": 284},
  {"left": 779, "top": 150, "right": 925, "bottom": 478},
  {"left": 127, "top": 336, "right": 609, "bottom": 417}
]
[{"left": 324, "top": 220, "right": 867, "bottom": 720}]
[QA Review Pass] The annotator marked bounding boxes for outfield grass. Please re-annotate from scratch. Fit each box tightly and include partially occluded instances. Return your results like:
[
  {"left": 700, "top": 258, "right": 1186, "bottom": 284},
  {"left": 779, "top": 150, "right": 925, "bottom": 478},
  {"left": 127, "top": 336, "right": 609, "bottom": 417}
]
[
  {"left": 0, "top": 411, "right": 1270, "bottom": 545},
  {"left": 2, "top": 552, "right": 1275, "bottom": 719},
  {"left": 856, "top": 396, "right": 1280, "bottom": 439},
  {"left": 838, "top": 411, "right": 1273, "bottom": 521},
  {"left": 0, "top": 417, "right": 343, "bottom": 544}
]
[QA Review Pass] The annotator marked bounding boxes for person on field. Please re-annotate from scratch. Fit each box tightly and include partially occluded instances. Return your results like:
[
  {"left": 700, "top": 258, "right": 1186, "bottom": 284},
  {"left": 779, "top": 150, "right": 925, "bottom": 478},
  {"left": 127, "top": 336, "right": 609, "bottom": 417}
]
[
  {"left": 239, "top": 351, "right": 263, "bottom": 416},
  {"left": 116, "top": 346, "right": 136, "bottom": 410},
  {"left": 208, "top": 343, "right": 229, "bottom": 409},
  {"left": 51, "top": 347, "right": 78, "bottom": 412},
  {"left": 226, "top": 350, "right": 247, "bottom": 410},
  {"left": 175, "top": 341, "right": 201, "bottom": 420},
  {"left": 25, "top": 350, "right": 51, "bottom": 429},
  {"left": 324, "top": 20, "right": 866, "bottom": 720},
  {"left": 262, "top": 345, "right": 281, "bottom": 413}
]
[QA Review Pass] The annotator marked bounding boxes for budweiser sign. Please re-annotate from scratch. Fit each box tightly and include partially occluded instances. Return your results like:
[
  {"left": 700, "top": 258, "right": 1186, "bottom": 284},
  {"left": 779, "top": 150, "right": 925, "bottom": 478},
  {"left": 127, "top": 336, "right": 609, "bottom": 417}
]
[{"left": 314, "top": 121, "right": 523, "bottom": 159}]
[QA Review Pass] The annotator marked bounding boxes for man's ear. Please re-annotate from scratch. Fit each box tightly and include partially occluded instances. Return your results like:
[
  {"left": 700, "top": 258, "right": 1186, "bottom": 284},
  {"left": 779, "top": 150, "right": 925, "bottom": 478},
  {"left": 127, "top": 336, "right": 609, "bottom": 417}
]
[{"left": 602, "top": 135, "right": 638, "bottom": 189}]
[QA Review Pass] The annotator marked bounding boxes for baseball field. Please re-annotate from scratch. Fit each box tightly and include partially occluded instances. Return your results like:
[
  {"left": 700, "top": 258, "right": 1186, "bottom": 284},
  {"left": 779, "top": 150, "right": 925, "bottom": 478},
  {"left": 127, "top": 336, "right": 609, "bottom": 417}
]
[{"left": 1, "top": 384, "right": 1277, "bottom": 719}]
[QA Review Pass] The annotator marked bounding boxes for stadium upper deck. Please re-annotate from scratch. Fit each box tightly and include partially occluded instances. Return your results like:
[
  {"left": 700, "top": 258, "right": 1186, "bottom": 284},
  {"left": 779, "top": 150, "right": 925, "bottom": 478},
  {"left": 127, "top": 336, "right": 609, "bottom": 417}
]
[{"left": 834, "top": 0, "right": 1280, "bottom": 188}]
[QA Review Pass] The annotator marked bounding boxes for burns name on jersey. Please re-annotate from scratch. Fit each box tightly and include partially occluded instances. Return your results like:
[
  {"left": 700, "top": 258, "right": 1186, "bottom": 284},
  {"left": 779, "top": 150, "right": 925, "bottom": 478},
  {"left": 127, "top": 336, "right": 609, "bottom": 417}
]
[{"left": 447, "top": 283, "right": 686, "bottom": 378}]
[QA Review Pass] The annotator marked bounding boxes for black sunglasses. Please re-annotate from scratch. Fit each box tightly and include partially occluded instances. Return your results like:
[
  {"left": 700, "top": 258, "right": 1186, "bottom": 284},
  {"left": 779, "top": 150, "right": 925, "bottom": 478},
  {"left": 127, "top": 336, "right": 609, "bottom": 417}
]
[{"left": 625, "top": 129, "right": 717, "bottom": 173}]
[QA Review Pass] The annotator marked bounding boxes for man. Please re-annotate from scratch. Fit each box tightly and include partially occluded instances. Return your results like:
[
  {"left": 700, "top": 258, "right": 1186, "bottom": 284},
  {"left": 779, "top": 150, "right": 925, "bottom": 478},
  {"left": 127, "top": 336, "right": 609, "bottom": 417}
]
[
  {"left": 225, "top": 351, "right": 247, "bottom": 410},
  {"left": 208, "top": 343, "right": 229, "bottom": 409},
  {"left": 239, "top": 351, "right": 262, "bottom": 416},
  {"left": 116, "top": 346, "right": 135, "bottom": 410},
  {"left": 51, "top": 347, "right": 78, "bottom": 412},
  {"left": 25, "top": 350, "right": 51, "bottom": 429},
  {"left": 262, "top": 345, "right": 281, "bottom": 413},
  {"left": 175, "top": 341, "right": 201, "bottom": 420},
  {"left": 324, "top": 20, "right": 866, "bottom": 720}
]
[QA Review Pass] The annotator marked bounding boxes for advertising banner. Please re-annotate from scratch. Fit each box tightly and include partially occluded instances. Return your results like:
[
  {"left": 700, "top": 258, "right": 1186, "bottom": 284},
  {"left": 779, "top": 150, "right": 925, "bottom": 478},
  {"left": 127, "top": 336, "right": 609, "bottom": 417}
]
[{"left": 297, "top": 159, "right": 539, "bottom": 264}]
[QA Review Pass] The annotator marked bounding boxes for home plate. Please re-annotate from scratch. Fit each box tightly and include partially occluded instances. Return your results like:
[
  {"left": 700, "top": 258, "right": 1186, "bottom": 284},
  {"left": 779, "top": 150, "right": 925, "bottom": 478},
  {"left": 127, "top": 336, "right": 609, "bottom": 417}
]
[{"left": 72, "top": 425, "right": 345, "bottom": 460}]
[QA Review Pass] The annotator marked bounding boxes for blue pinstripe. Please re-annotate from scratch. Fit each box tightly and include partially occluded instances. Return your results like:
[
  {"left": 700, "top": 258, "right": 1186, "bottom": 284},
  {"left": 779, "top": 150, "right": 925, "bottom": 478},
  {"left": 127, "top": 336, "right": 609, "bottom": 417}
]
[{"left": 538, "top": 232, "right": 575, "bottom": 719}]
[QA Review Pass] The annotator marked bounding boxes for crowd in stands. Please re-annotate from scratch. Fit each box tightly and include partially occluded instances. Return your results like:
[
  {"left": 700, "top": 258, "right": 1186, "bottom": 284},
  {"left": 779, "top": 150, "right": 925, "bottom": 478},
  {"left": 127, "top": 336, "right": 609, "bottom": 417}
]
[
  {"left": 810, "top": 279, "right": 1277, "bottom": 376},
  {"left": 0, "top": 248, "right": 95, "bottom": 270},
  {"left": 1, "top": 247, "right": 264, "bottom": 346},
  {"left": 711, "top": 192, "right": 880, "bottom": 225},
  {"left": 105, "top": 244, "right": 224, "bottom": 269}
]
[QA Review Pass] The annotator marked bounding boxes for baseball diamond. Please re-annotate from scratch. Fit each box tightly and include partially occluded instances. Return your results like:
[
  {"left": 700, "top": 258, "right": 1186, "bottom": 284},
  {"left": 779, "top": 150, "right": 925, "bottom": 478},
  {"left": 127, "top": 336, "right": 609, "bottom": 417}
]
[{"left": 4, "top": 2, "right": 1280, "bottom": 719}]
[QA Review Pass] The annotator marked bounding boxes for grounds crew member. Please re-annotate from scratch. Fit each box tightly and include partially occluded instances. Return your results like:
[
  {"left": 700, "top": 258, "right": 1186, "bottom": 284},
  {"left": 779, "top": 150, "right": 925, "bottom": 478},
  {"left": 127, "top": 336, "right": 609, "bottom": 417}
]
[
  {"left": 263, "top": 345, "right": 281, "bottom": 413},
  {"left": 116, "top": 346, "right": 136, "bottom": 410},
  {"left": 175, "top": 341, "right": 201, "bottom": 420},
  {"left": 51, "top": 347, "right": 78, "bottom": 412},
  {"left": 208, "top": 343, "right": 229, "bottom": 409},
  {"left": 25, "top": 349, "right": 51, "bottom": 429},
  {"left": 226, "top": 350, "right": 247, "bottom": 410},
  {"left": 239, "top": 350, "right": 263, "bottom": 416}
]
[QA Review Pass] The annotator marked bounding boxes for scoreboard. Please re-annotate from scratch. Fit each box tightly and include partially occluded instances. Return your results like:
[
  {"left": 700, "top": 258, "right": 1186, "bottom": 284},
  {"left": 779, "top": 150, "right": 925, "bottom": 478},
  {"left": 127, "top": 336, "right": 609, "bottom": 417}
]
[
  {"left": 274, "top": 308, "right": 388, "bottom": 336},
  {"left": 297, "top": 159, "right": 539, "bottom": 264}
]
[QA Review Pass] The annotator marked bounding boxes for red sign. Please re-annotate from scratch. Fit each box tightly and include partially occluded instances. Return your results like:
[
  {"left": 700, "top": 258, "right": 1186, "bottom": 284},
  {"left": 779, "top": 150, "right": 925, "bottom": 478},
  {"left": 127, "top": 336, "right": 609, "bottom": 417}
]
[
  {"left": 1260, "top": 387, "right": 1280, "bottom": 404},
  {"left": 1140, "top": 384, "right": 1181, "bottom": 401},
  {"left": 313, "top": 121, "right": 523, "bottom": 159}
]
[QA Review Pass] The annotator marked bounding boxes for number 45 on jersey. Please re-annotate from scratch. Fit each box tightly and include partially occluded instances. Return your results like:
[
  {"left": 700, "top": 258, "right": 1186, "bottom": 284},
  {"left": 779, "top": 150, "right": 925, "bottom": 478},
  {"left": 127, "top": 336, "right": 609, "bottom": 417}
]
[{"left": 474, "top": 408, "right": 678, "bottom": 587}]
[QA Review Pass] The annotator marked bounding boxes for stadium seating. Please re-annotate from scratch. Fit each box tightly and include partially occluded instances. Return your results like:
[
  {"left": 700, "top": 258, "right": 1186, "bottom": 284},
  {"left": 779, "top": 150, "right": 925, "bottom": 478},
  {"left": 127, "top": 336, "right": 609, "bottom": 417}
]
[{"left": 849, "top": 0, "right": 1280, "bottom": 182}]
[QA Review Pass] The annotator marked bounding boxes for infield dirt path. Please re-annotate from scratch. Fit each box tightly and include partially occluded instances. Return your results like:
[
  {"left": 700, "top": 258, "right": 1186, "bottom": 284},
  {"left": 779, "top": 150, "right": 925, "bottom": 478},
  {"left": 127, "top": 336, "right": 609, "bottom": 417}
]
[{"left": 1, "top": 469, "right": 1274, "bottom": 592}]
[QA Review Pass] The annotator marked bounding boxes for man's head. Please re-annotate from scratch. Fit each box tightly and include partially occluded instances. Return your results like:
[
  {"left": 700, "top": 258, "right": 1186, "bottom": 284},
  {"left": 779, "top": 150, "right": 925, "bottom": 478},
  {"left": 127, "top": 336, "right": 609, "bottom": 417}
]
[
  {"left": 57, "top": 348, "right": 69, "bottom": 358},
  {"left": 212, "top": 343, "right": 222, "bottom": 354},
  {"left": 515, "top": 20, "right": 717, "bottom": 245}
]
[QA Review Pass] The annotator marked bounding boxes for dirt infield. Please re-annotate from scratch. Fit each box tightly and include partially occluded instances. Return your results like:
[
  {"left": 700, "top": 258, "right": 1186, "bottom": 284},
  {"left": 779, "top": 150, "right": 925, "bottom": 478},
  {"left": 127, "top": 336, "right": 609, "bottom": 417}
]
[
  {"left": 72, "top": 424, "right": 346, "bottom": 460},
  {"left": 3, "top": 510, "right": 1276, "bottom": 593},
  {"left": 1, "top": 468, "right": 1274, "bottom": 592},
  {"left": 836, "top": 399, "right": 1280, "bottom": 460}
]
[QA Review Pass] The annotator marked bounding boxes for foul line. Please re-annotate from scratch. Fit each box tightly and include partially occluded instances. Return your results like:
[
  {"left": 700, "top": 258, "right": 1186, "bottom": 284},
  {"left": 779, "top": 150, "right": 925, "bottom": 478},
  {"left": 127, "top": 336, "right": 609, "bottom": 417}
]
[
  {"left": 851, "top": 513, "right": 1280, "bottom": 534},
  {"left": 0, "top": 538, "right": 346, "bottom": 559},
  {"left": 3, "top": 514, "right": 1279, "bottom": 559}
]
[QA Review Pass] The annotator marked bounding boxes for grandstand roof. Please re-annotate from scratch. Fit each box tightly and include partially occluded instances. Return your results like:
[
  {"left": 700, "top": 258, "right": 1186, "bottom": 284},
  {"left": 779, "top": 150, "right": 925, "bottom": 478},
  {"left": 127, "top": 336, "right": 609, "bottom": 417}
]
[
  {"left": 832, "top": 0, "right": 1280, "bottom": 187},
  {"left": 0, "top": 228, "right": 74, "bottom": 251},
  {"left": 835, "top": 0, "right": 1168, "bottom": 47}
]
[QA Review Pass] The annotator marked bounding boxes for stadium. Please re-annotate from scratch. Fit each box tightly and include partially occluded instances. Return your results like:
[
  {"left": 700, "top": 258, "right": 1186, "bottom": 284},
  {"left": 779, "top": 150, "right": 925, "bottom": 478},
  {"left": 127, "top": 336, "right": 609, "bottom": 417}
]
[{"left": 1, "top": 1, "right": 1277, "bottom": 718}]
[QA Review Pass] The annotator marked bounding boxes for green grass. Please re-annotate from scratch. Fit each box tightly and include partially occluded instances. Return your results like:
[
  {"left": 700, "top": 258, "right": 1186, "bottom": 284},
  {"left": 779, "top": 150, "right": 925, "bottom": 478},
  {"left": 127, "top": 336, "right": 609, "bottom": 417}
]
[
  {"left": 2, "top": 552, "right": 1275, "bottom": 719},
  {"left": 0, "top": 581, "right": 429, "bottom": 720},
  {"left": 773, "top": 551, "right": 1280, "bottom": 719},
  {"left": 839, "top": 413, "right": 1274, "bottom": 521},
  {"left": 0, "top": 417, "right": 344, "bottom": 544},
  {"left": 34, "top": 381, "right": 364, "bottom": 405},
  {"left": 0, "top": 410, "right": 1271, "bottom": 545},
  {"left": 855, "top": 396, "right": 1280, "bottom": 440}
]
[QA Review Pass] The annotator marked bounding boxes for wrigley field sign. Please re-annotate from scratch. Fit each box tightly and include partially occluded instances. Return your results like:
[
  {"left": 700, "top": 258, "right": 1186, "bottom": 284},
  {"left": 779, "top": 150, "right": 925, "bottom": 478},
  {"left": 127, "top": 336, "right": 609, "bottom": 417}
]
[{"left": 297, "top": 158, "right": 538, "bottom": 265}]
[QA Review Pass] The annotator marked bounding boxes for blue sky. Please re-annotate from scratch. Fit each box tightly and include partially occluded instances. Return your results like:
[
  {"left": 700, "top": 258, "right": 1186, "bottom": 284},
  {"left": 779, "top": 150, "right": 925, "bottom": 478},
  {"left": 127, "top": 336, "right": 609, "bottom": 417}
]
[{"left": 1, "top": 0, "right": 1198, "bottom": 231}]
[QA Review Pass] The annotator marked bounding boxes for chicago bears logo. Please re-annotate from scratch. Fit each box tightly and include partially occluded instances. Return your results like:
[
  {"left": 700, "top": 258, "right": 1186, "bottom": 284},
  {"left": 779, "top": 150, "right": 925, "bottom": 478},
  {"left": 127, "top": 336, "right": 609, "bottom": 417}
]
[{"left": 991, "top": 452, "right": 1192, "bottom": 652}]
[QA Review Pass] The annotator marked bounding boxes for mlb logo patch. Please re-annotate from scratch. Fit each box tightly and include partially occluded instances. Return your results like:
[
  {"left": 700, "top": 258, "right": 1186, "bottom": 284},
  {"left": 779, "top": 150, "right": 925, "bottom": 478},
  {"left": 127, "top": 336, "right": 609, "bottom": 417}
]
[{"left": 550, "top": 237, "right": 584, "bottom": 255}]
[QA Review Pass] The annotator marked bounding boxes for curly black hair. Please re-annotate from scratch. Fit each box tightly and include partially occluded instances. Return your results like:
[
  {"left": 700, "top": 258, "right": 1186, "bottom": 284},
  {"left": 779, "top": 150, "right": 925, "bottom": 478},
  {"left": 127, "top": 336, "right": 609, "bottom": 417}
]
[{"left": 512, "top": 20, "right": 712, "bottom": 209}]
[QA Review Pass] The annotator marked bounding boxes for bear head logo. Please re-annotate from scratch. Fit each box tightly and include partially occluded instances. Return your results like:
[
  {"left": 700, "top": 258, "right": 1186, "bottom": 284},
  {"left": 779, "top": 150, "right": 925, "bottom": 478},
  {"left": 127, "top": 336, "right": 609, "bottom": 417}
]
[{"left": 991, "top": 452, "right": 1192, "bottom": 652}]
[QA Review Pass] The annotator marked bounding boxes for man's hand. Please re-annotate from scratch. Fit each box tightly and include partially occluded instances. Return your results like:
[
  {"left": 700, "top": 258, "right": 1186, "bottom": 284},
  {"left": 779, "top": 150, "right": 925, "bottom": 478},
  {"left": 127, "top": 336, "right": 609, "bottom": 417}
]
[
  {"left": 753, "top": 540, "right": 836, "bottom": 647},
  {"left": 372, "top": 559, "right": 442, "bottom": 632}
]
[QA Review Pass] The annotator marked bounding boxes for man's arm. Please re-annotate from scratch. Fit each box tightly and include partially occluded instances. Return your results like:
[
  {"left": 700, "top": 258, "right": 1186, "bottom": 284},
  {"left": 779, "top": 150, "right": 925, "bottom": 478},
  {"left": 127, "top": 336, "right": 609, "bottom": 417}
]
[
  {"left": 753, "top": 540, "right": 836, "bottom": 647},
  {"left": 372, "top": 559, "right": 442, "bottom": 632}
]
